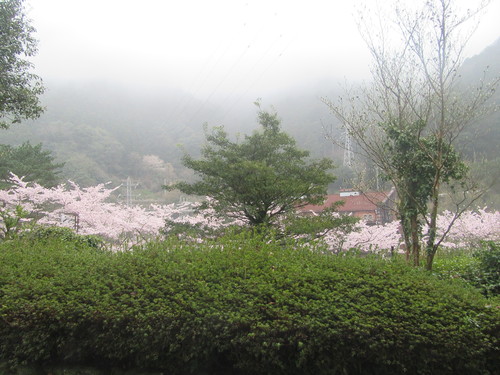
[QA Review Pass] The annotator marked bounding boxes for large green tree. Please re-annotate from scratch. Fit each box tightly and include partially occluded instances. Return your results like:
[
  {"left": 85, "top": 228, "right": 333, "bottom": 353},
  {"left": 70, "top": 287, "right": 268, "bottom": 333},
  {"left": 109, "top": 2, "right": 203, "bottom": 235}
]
[
  {"left": 0, "top": 0, "right": 44, "bottom": 129},
  {"left": 167, "top": 106, "right": 336, "bottom": 227},
  {"left": 0, "top": 142, "right": 64, "bottom": 188}
]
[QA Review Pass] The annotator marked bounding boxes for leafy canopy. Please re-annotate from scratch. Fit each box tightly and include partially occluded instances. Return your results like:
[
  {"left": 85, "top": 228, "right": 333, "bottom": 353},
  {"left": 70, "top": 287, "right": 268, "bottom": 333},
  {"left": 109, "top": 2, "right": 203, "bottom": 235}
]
[
  {"left": 382, "top": 119, "right": 468, "bottom": 213},
  {"left": 0, "top": 0, "right": 44, "bottom": 128},
  {"left": 0, "top": 142, "right": 64, "bottom": 188},
  {"left": 168, "top": 107, "right": 335, "bottom": 226},
  {"left": 380, "top": 119, "right": 468, "bottom": 266}
]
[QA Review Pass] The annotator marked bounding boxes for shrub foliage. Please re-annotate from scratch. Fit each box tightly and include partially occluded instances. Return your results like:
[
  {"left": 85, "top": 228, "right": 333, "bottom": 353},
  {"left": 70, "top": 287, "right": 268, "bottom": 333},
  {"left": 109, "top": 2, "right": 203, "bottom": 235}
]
[
  {"left": 0, "top": 233, "right": 498, "bottom": 375},
  {"left": 432, "top": 241, "right": 500, "bottom": 298},
  {"left": 470, "top": 241, "right": 500, "bottom": 297}
]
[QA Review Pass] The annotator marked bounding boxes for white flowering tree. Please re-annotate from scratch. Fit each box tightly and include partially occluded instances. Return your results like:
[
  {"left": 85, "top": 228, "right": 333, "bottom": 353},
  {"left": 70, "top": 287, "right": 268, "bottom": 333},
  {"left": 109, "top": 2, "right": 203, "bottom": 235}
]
[
  {"left": 323, "top": 211, "right": 499, "bottom": 254},
  {"left": 1, "top": 173, "right": 498, "bottom": 252},
  {"left": 0, "top": 174, "right": 234, "bottom": 242}
]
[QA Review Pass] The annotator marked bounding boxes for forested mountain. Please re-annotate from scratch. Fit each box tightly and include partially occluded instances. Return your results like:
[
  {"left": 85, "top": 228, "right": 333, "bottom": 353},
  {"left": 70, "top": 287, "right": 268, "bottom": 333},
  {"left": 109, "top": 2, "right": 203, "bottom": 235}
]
[
  {"left": 458, "top": 38, "right": 500, "bottom": 159},
  {"left": 1, "top": 83, "right": 222, "bottom": 191},
  {"left": 1, "top": 39, "right": 498, "bottom": 204},
  {"left": 1, "top": 80, "right": 339, "bottom": 194}
]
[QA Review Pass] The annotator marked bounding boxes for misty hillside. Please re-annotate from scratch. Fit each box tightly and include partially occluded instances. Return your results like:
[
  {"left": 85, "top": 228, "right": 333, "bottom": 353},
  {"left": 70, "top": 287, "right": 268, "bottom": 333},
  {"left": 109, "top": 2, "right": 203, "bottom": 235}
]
[
  {"left": 1, "top": 80, "right": 341, "bottom": 192},
  {"left": 1, "top": 39, "right": 499, "bottom": 203},
  {"left": 458, "top": 38, "right": 500, "bottom": 159}
]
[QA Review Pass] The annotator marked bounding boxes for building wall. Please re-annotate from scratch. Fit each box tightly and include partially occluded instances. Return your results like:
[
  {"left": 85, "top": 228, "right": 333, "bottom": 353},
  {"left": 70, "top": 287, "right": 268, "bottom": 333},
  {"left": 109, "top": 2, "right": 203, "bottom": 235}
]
[{"left": 350, "top": 210, "right": 378, "bottom": 224}]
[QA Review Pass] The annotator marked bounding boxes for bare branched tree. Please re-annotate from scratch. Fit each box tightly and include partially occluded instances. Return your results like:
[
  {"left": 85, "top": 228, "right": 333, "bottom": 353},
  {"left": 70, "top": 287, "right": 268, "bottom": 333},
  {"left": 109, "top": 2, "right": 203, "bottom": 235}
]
[{"left": 323, "top": 0, "right": 499, "bottom": 270}]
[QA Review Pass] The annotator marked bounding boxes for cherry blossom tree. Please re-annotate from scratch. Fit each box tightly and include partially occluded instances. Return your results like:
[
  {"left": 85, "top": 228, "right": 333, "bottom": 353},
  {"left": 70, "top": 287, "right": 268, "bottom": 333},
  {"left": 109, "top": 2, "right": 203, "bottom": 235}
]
[
  {"left": 326, "top": 220, "right": 403, "bottom": 254},
  {"left": 324, "top": 210, "right": 499, "bottom": 254},
  {"left": 1, "top": 173, "right": 498, "bottom": 252},
  {"left": 431, "top": 209, "right": 500, "bottom": 248},
  {"left": 0, "top": 174, "right": 225, "bottom": 242}
]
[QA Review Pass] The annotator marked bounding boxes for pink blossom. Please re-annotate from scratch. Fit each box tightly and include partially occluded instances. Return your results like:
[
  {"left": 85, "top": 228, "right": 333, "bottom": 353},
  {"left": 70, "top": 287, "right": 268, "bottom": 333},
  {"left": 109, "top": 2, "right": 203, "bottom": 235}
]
[
  {"left": 1, "top": 174, "right": 498, "bottom": 251},
  {"left": 324, "top": 220, "right": 402, "bottom": 253},
  {"left": 324, "top": 209, "right": 499, "bottom": 253}
]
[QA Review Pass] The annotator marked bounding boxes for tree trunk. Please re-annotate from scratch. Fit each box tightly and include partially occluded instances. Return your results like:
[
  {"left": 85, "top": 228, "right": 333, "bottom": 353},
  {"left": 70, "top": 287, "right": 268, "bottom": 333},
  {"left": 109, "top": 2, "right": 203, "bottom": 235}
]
[
  {"left": 426, "top": 250, "right": 436, "bottom": 271},
  {"left": 399, "top": 213, "right": 411, "bottom": 262},
  {"left": 410, "top": 215, "right": 420, "bottom": 266},
  {"left": 425, "top": 187, "right": 440, "bottom": 271},
  {"left": 400, "top": 208, "right": 420, "bottom": 267}
]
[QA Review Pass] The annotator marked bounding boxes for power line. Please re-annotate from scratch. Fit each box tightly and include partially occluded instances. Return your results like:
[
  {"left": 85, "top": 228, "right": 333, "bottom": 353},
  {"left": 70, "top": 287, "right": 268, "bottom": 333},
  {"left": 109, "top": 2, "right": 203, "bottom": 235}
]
[
  {"left": 220, "top": 31, "right": 299, "bottom": 121},
  {"left": 185, "top": 11, "right": 278, "bottom": 125},
  {"left": 219, "top": 32, "right": 284, "bottom": 119},
  {"left": 165, "top": 1, "right": 255, "bottom": 126},
  {"left": 164, "top": 2, "right": 299, "bottom": 133}
]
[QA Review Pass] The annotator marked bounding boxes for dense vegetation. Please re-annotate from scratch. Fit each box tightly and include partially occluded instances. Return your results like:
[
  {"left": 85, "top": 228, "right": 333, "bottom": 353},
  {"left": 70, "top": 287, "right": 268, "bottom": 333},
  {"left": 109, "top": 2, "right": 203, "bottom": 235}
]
[
  {"left": 1, "top": 1, "right": 498, "bottom": 374},
  {"left": 433, "top": 241, "right": 500, "bottom": 298},
  {"left": 1, "top": 232, "right": 498, "bottom": 375},
  {"left": 0, "top": 142, "right": 64, "bottom": 188}
]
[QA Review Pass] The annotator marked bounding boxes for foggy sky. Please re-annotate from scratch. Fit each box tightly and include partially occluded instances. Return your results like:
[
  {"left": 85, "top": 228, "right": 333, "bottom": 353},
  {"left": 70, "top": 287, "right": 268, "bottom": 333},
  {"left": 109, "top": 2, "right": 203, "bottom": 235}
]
[{"left": 27, "top": 0, "right": 500, "bottom": 103}]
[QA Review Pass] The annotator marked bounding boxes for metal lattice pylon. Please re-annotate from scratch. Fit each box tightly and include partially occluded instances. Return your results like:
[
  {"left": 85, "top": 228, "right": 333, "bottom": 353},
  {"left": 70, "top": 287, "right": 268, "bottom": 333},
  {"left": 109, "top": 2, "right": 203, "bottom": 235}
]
[
  {"left": 343, "top": 130, "right": 353, "bottom": 167},
  {"left": 126, "top": 176, "right": 132, "bottom": 206}
]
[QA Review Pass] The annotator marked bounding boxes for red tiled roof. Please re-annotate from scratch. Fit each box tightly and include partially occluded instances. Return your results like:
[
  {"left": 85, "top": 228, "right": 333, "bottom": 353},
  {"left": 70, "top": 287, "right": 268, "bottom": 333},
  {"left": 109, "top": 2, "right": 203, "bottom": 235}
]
[{"left": 300, "top": 192, "right": 391, "bottom": 213}]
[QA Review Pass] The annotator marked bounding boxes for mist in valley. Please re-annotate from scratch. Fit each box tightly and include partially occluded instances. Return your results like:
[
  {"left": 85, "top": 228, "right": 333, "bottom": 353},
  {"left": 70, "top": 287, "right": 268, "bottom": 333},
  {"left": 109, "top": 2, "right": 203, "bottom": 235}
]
[{"left": 2, "top": 0, "right": 500, "bottom": 206}]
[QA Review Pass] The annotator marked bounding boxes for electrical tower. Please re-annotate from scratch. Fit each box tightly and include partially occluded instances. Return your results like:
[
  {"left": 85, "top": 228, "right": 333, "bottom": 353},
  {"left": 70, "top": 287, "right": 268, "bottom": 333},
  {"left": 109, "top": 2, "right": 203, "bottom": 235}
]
[
  {"left": 343, "top": 130, "right": 354, "bottom": 168},
  {"left": 126, "top": 176, "right": 132, "bottom": 206}
]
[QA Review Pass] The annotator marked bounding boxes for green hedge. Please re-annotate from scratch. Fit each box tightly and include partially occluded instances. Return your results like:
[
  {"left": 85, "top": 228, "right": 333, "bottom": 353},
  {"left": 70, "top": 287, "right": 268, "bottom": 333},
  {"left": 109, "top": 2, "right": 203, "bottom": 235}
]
[
  {"left": 432, "top": 241, "right": 500, "bottom": 298},
  {"left": 0, "top": 232, "right": 498, "bottom": 375},
  {"left": 469, "top": 241, "right": 500, "bottom": 297}
]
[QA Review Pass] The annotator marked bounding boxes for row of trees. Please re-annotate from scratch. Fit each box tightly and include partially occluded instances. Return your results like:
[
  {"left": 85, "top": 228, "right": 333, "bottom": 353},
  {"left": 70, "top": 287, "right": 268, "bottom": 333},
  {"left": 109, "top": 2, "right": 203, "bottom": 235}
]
[
  {"left": 1, "top": 172, "right": 498, "bottom": 252},
  {"left": 1, "top": 0, "right": 498, "bottom": 271}
]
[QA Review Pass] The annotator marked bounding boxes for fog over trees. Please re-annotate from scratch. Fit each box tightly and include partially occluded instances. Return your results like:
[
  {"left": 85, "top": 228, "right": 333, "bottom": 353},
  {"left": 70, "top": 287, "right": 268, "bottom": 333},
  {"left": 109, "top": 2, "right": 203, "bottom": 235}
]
[
  {"left": 1, "top": 1, "right": 499, "bottom": 207},
  {"left": 1, "top": 78, "right": 343, "bottom": 194},
  {"left": 2, "top": 36, "right": 498, "bottom": 204}
]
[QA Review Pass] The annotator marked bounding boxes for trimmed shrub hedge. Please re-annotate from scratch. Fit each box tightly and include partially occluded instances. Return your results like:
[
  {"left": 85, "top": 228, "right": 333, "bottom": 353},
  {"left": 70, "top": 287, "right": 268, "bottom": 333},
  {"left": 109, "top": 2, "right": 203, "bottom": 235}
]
[{"left": 0, "top": 232, "right": 499, "bottom": 375}]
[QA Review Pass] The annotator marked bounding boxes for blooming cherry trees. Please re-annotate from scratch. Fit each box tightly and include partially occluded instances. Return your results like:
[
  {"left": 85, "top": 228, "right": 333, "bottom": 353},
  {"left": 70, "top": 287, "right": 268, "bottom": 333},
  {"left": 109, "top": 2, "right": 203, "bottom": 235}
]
[
  {"left": 324, "top": 210, "right": 499, "bottom": 253},
  {"left": 1, "top": 173, "right": 498, "bottom": 251},
  {"left": 0, "top": 174, "right": 215, "bottom": 241},
  {"left": 325, "top": 220, "right": 403, "bottom": 254},
  {"left": 433, "top": 209, "right": 500, "bottom": 248}
]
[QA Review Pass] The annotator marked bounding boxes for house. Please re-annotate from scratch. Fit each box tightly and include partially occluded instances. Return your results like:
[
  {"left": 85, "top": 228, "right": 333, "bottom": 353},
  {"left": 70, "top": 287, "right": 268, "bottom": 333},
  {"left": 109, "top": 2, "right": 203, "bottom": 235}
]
[{"left": 299, "top": 188, "right": 396, "bottom": 225}]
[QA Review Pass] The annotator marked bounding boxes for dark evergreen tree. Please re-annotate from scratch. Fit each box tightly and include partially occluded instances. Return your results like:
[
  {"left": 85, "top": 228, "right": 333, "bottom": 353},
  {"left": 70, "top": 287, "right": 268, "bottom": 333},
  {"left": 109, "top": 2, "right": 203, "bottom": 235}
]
[
  {"left": 167, "top": 106, "right": 336, "bottom": 227},
  {"left": 0, "top": 142, "right": 64, "bottom": 188}
]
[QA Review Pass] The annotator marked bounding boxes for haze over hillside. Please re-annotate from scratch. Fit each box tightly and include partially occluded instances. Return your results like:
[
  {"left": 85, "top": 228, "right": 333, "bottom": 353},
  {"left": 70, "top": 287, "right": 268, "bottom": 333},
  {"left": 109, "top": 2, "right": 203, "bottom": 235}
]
[
  {"left": 1, "top": 77, "right": 343, "bottom": 187},
  {"left": 2, "top": 37, "right": 499, "bottom": 205}
]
